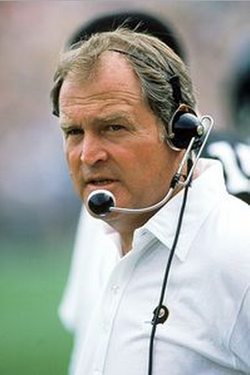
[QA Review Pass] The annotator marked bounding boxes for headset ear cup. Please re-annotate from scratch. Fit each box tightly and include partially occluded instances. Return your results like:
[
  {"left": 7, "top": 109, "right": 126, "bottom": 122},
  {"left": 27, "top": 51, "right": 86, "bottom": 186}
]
[{"left": 167, "top": 106, "right": 204, "bottom": 150}]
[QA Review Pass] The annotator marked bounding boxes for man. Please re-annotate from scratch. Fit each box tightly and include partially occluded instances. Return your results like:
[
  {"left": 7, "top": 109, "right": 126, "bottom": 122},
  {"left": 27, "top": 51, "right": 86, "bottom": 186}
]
[{"left": 51, "top": 28, "right": 250, "bottom": 374}]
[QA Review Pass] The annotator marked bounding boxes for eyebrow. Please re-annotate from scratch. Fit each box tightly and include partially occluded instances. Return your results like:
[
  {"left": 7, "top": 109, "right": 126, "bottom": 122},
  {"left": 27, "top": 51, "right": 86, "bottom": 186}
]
[
  {"left": 93, "top": 113, "right": 133, "bottom": 124},
  {"left": 60, "top": 112, "right": 134, "bottom": 128}
]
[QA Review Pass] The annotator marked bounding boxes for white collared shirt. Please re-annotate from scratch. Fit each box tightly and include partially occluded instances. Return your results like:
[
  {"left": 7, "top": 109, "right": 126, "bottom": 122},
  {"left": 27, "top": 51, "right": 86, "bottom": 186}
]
[{"left": 60, "top": 159, "right": 250, "bottom": 375}]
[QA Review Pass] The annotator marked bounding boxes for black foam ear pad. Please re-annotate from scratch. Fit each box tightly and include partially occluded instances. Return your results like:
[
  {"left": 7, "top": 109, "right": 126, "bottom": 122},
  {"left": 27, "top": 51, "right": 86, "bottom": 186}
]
[{"left": 168, "top": 106, "right": 204, "bottom": 150}]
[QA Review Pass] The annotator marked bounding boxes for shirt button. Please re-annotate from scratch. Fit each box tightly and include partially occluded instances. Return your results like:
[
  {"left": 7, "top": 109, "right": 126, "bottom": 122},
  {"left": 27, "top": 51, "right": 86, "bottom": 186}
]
[{"left": 111, "top": 285, "right": 120, "bottom": 294}]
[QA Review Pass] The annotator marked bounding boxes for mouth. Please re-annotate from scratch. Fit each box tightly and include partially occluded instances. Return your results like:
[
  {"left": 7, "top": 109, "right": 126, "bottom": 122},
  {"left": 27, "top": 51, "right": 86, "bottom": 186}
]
[{"left": 86, "top": 178, "right": 118, "bottom": 189}]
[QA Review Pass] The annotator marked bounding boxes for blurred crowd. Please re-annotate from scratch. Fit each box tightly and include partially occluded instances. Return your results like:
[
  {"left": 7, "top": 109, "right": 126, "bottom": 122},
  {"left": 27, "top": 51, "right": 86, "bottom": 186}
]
[{"left": 0, "top": 1, "right": 249, "bottom": 247}]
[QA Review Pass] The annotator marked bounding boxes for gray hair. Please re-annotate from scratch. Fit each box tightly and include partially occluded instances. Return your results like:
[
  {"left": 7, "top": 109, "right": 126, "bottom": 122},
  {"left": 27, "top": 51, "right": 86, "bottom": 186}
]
[{"left": 51, "top": 28, "right": 196, "bottom": 136}]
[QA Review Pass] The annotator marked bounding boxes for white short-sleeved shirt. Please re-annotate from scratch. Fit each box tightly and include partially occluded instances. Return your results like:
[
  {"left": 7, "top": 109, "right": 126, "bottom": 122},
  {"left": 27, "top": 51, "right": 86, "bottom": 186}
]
[{"left": 59, "top": 159, "right": 250, "bottom": 375}]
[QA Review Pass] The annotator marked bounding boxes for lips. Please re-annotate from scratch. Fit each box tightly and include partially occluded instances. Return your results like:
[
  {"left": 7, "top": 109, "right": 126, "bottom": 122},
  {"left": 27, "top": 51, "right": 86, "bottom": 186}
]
[
  {"left": 85, "top": 176, "right": 118, "bottom": 188},
  {"left": 88, "top": 179, "right": 115, "bottom": 186}
]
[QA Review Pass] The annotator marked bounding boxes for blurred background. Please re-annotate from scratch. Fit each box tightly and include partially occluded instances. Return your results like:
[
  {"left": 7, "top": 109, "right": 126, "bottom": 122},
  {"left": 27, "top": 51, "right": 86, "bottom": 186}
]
[{"left": 0, "top": 1, "right": 250, "bottom": 374}]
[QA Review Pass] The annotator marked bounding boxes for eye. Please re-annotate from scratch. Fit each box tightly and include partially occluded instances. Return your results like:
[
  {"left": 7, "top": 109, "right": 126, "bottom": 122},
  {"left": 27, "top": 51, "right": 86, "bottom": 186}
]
[
  {"left": 106, "top": 124, "right": 126, "bottom": 132},
  {"left": 63, "top": 126, "right": 84, "bottom": 138}
]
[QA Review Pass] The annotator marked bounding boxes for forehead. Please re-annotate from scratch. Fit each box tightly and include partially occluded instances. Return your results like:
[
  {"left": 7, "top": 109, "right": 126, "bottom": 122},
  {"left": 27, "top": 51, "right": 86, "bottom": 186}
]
[
  {"left": 95, "top": 51, "right": 139, "bottom": 86},
  {"left": 59, "top": 52, "right": 146, "bottom": 120},
  {"left": 65, "top": 51, "right": 142, "bottom": 94}
]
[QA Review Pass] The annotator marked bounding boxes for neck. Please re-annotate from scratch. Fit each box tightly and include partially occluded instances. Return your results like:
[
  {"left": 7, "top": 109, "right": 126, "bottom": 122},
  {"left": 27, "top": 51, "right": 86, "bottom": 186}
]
[{"left": 120, "top": 233, "right": 133, "bottom": 255}]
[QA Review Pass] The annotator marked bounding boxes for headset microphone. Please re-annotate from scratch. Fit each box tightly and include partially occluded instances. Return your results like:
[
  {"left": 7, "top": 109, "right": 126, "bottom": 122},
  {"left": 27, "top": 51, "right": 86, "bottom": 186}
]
[{"left": 87, "top": 190, "right": 116, "bottom": 217}]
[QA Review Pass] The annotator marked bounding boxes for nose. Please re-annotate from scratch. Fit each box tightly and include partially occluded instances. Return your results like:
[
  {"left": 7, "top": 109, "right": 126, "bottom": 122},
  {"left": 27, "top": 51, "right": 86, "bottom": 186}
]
[{"left": 80, "top": 133, "right": 108, "bottom": 166}]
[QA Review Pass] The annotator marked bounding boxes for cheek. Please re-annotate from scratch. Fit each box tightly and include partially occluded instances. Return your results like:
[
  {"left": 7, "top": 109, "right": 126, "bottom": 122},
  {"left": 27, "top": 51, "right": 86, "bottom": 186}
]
[
  {"left": 119, "top": 144, "right": 165, "bottom": 184},
  {"left": 64, "top": 143, "right": 79, "bottom": 169},
  {"left": 65, "top": 147, "right": 83, "bottom": 186},
  {"left": 64, "top": 145, "right": 70, "bottom": 167},
  {"left": 132, "top": 145, "right": 179, "bottom": 187}
]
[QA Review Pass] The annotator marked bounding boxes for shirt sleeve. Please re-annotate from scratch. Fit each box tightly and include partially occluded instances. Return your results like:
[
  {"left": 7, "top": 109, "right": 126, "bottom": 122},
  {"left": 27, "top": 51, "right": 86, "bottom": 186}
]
[
  {"left": 58, "top": 205, "right": 118, "bottom": 333},
  {"left": 58, "top": 206, "right": 87, "bottom": 333}
]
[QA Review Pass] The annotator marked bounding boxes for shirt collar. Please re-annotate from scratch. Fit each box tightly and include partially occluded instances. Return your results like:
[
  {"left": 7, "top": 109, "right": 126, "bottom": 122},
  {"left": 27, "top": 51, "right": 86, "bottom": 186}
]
[{"left": 143, "top": 159, "right": 227, "bottom": 261}]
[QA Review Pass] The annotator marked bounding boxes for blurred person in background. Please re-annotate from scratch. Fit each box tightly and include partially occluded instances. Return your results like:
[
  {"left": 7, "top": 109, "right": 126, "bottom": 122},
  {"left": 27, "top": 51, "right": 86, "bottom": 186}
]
[
  {"left": 229, "top": 41, "right": 250, "bottom": 142},
  {"left": 51, "top": 12, "right": 250, "bottom": 375},
  {"left": 203, "top": 37, "right": 250, "bottom": 203},
  {"left": 226, "top": 38, "right": 250, "bottom": 142}
]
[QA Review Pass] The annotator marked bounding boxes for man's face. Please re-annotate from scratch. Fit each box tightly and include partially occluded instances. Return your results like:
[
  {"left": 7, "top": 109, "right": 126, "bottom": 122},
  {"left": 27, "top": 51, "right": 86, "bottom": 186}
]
[{"left": 59, "top": 52, "right": 181, "bottom": 224}]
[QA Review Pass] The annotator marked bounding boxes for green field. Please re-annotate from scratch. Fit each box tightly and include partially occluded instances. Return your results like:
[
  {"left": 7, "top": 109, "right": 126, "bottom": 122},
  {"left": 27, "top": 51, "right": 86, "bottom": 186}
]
[{"left": 0, "top": 241, "right": 73, "bottom": 375}]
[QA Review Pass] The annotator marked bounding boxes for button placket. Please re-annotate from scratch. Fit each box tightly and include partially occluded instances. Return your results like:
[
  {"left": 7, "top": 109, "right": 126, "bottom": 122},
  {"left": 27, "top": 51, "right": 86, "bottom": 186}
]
[{"left": 93, "top": 268, "right": 124, "bottom": 373}]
